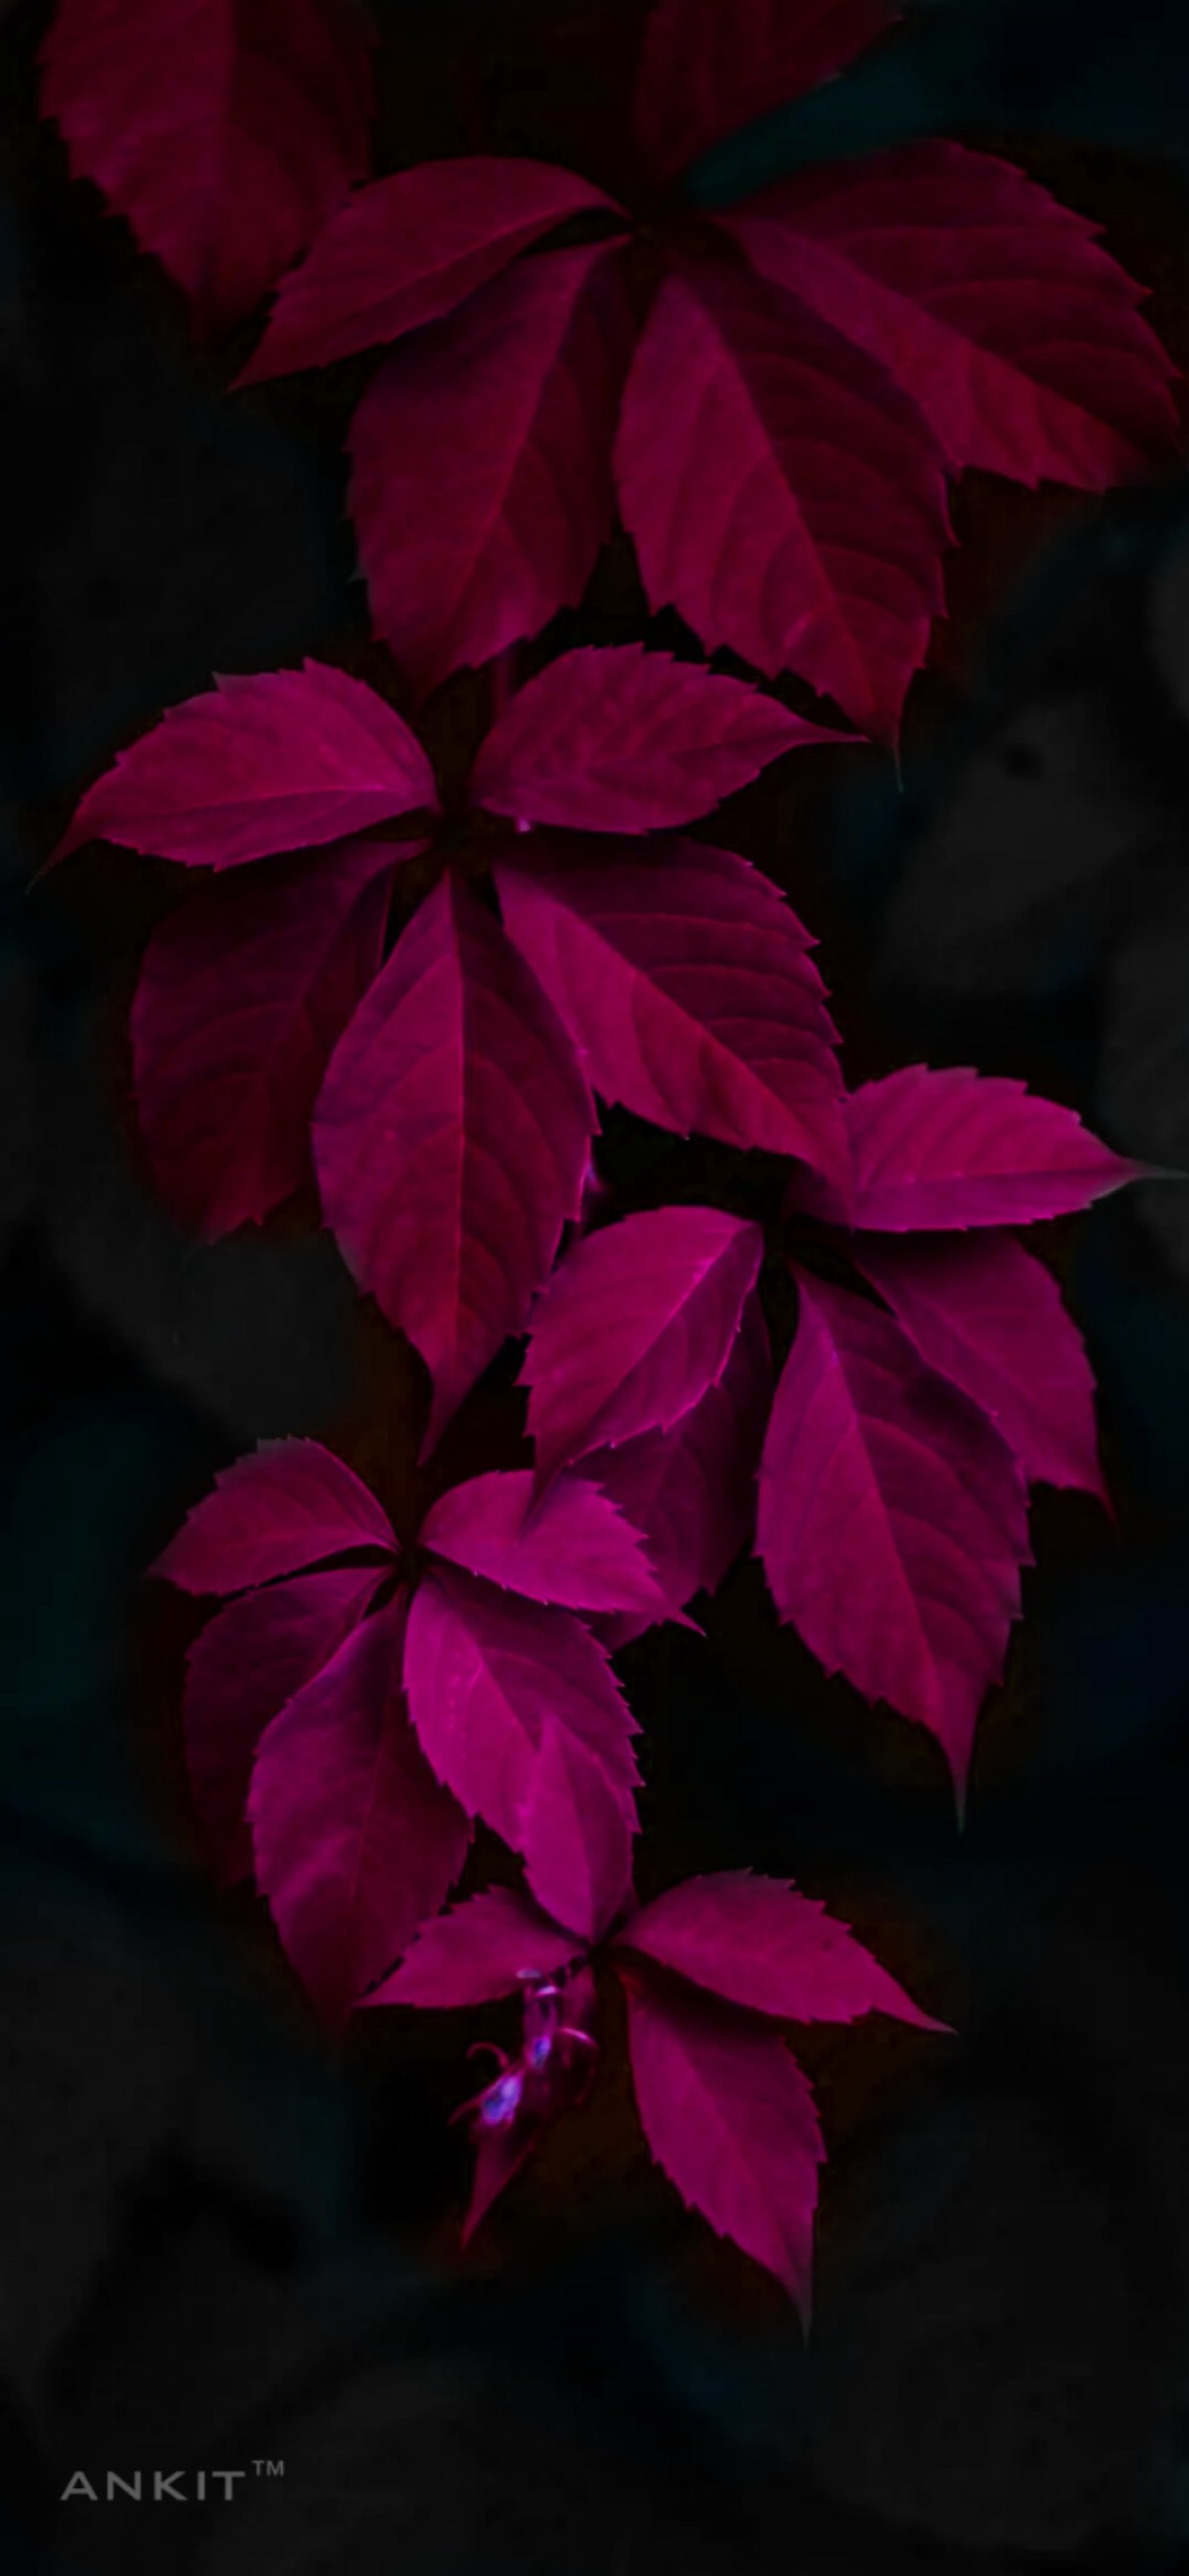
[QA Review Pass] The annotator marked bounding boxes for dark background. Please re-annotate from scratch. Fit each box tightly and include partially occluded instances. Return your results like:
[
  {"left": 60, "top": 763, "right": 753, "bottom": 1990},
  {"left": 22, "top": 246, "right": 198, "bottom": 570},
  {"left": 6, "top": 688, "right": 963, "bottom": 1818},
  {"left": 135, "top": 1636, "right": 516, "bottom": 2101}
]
[{"left": 5, "top": 1, "right": 1189, "bottom": 2568}]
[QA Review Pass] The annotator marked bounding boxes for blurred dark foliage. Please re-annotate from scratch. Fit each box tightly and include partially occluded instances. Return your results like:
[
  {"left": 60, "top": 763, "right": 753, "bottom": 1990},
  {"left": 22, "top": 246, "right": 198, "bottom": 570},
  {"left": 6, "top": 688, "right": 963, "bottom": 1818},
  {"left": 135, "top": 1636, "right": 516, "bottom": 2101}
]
[{"left": 4, "top": 1, "right": 1189, "bottom": 2569}]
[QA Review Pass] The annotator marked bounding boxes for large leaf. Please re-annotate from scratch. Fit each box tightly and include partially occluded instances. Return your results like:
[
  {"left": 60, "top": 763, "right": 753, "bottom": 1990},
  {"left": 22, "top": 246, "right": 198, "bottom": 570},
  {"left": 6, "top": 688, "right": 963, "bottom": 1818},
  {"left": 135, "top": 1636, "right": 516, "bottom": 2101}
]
[
  {"left": 364, "top": 1888, "right": 583, "bottom": 2011},
  {"left": 239, "top": 157, "right": 623, "bottom": 382},
  {"left": 521, "top": 1205, "right": 764, "bottom": 1485},
  {"left": 421, "top": 1469, "right": 667, "bottom": 1617},
  {"left": 757, "top": 1271, "right": 1031, "bottom": 1792},
  {"left": 727, "top": 144, "right": 1179, "bottom": 490},
  {"left": 618, "top": 1872, "right": 942, "bottom": 2027},
  {"left": 498, "top": 834, "right": 847, "bottom": 1179},
  {"left": 314, "top": 875, "right": 594, "bottom": 1455},
  {"left": 132, "top": 835, "right": 400, "bottom": 1237},
  {"left": 844, "top": 1065, "right": 1138, "bottom": 1230},
  {"left": 632, "top": 0, "right": 896, "bottom": 184},
  {"left": 615, "top": 259, "right": 950, "bottom": 741},
  {"left": 52, "top": 662, "right": 438, "bottom": 869},
  {"left": 155, "top": 1437, "right": 395, "bottom": 1594},
  {"left": 349, "top": 243, "right": 632, "bottom": 695},
  {"left": 40, "top": 0, "right": 374, "bottom": 333}
]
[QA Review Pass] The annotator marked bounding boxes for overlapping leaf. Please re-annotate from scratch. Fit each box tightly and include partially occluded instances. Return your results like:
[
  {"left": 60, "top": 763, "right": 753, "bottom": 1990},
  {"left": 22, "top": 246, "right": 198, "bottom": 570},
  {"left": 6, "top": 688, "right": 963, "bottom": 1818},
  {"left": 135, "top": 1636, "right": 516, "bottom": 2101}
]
[
  {"left": 632, "top": 0, "right": 897, "bottom": 184},
  {"left": 366, "top": 1887, "right": 583, "bottom": 2010},
  {"left": 154, "top": 1436, "right": 396, "bottom": 1594},
  {"left": 843, "top": 1066, "right": 1138, "bottom": 1231},
  {"left": 421, "top": 1469, "right": 667, "bottom": 1617}
]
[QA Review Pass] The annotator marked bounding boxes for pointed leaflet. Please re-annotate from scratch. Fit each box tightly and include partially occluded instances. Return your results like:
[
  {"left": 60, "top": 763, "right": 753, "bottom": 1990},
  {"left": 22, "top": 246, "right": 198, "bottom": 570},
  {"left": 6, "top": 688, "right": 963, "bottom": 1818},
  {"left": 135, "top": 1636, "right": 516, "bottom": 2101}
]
[
  {"left": 51, "top": 664, "right": 438, "bottom": 870},
  {"left": 154, "top": 1437, "right": 395, "bottom": 1594},
  {"left": 132, "top": 835, "right": 401, "bottom": 1237},
  {"left": 498, "top": 835, "right": 847, "bottom": 1182},
  {"left": 473, "top": 646, "right": 839, "bottom": 834},
  {"left": 727, "top": 144, "right": 1179, "bottom": 491},
  {"left": 758, "top": 1272, "right": 1031, "bottom": 1792},
  {"left": 183, "top": 1564, "right": 383, "bottom": 1884},
  {"left": 349, "top": 243, "right": 633, "bottom": 695},
  {"left": 618, "top": 1873, "right": 942, "bottom": 2028},
  {"left": 364, "top": 1888, "right": 583, "bottom": 2011},
  {"left": 521, "top": 1206, "right": 764, "bottom": 1485},
  {"left": 844, "top": 1066, "right": 1138, "bottom": 1231},
  {"left": 239, "top": 158, "right": 623, "bottom": 383},
  {"left": 404, "top": 1567, "right": 638, "bottom": 1941},
  {"left": 615, "top": 259, "right": 949, "bottom": 741},
  {"left": 249, "top": 1594, "right": 470, "bottom": 2024},
  {"left": 623, "top": 1977, "right": 823, "bottom": 2315},
  {"left": 40, "top": 0, "right": 374, "bottom": 333},
  {"left": 632, "top": 0, "right": 896, "bottom": 184},
  {"left": 314, "top": 875, "right": 594, "bottom": 1456},
  {"left": 854, "top": 1232, "right": 1107, "bottom": 1499},
  {"left": 421, "top": 1470, "right": 667, "bottom": 1618}
]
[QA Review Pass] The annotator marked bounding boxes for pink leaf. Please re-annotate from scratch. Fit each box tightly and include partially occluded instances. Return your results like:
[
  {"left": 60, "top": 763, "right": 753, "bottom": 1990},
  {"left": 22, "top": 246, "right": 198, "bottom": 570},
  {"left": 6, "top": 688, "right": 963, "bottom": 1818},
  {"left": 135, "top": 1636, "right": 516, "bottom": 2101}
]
[
  {"left": 238, "top": 156, "right": 623, "bottom": 382},
  {"left": 618, "top": 1872, "right": 944, "bottom": 2027},
  {"left": 248, "top": 1594, "right": 470, "bottom": 2024},
  {"left": 421, "top": 1469, "right": 667, "bottom": 1617},
  {"left": 633, "top": 0, "right": 897, "bottom": 184},
  {"left": 349, "top": 243, "right": 633, "bottom": 695},
  {"left": 314, "top": 875, "right": 594, "bottom": 1456},
  {"left": 844, "top": 1065, "right": 1138, "bottom": 1230},
  {"left": 854, "top": 1231, "right": 1107, "bottom": 1499},
  {"left": 131, "top": 834, "right": 401, "bottom": 1237},
  {"left": 522, "top": 1205, "right": 765, "bottom": 1486},
  {"left": 623, "top": 1976, "right": 823, "bottom": 2316},
  {"left": 364, "top": 1887, "right": 583, "bottom": 2011},
  {"left": 40, "top": 0, "right": 374, "bottom": 333},
  {"left": 473, "top": 645, "right": 839, "bottom": 833},
  {"left": 404, "top": 1567, "right": 639, "bottom": 1941},
  {"left": 615, "top": 259, "right": 950, "bottom": 742},
  {"left": 154, "top": 1437, "right": 395, "bottom": 1594},
  {"left": 757, "top": 1271, "right": 1031, "bottom": 1795},
  {"left": 497, "top": 834, "right": 848, "bottom": 1181},
  {"left": 183, "top": 1563, "right": 384, "bottom": 1884},
  {"left": 51, "top": 663, "right": 437, "bottom": 871},
  {"left": 727, "top": 143, "right": 1179, "bottom": 490}
]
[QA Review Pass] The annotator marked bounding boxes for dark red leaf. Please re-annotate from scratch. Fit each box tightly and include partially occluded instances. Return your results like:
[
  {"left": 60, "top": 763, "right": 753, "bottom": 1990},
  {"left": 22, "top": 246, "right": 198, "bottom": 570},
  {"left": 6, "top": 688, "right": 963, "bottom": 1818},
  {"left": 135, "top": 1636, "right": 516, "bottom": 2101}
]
[
  {"left": 844, "top": 1065, "right": 1139, "bottom": 1230},
  {"left": 632, "top": 0, "right": 896, "bottom": 184},
  {"left": 618, "top": 1872, "right": 945, "bottom": 2027},
  {"left": 363, "top": 1887, "right": 584, "bottom": 2011},
  {"left": 153, "top": 1437, "right": 395, "bottom": 1594},
  {"left": 421, "top": 1468, "right": 667, "bottom": 1616}
]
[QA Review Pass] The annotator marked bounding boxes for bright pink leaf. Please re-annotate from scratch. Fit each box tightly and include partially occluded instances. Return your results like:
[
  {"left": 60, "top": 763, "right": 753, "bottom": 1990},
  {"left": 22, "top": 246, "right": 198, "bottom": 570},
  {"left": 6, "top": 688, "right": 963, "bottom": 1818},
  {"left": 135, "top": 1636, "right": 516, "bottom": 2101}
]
[
  {"left": 404, "top": 1567, "right": 639, "bottom": 1940},
  {"left": 363, "top": 1887, "right": 583, "bottom": 2011},
  {"left": 844, "top": 1065, "right": 1138, "bottom": 1230},
  {"left": 238, "top": 156, "right": 623, "bottom": 383},
  {"left": 421, "top": 1469, "right": 667, "bottom": 1617},
  {"left": 757, "top": 1271, "right": 1031, "bottom": 1794},
  {"left": 154, "top": 1437, "right": 395, "bottom": 1594},
  {"left": 632, "top": 0, "right": 896, "bottom": 184},
  {"left": 314, "top": 874, "right": 594, "bottom": 1456},
  {"left": 183, "top": 1563, "right": 384, "bottom": 1883},
  {"left": 521, "top": 1205, "right": 765, "bottom": 1486},
  {"left": 473, "top": 646, "right": 839, "bottom": 833},
  {"left": 40, "top": 0, "right": 374, "bottom": 333},
  {"left": 854, "top": 1231, "right": 1107, "bottom": 1499},
  {"left": 497, "top": 834, "right": 847, "bottom": 1181},
  {"left": 349, "top": 243, "right": 633, "bottom": 695},
  {"left": 248, "top": 1593, "right": 470, "bottom": 2024},
  {"left": 623, "top": 1976, "right": 823, "bottom": 2316},
  {"left": 614, "top": 259, "right": 950, "bottom": 742},
  {"left": 727, "top": 143, "right": 1179, "bottom": 490},
  {"left": 618, "top": 1872, "right": 944, "bottom": 2028},
  {"left": 51, "top": 663, "right": 438, "bottom": 871},
  {"left": 131, "top": 834, "right": 401, "bottom": 1237}
]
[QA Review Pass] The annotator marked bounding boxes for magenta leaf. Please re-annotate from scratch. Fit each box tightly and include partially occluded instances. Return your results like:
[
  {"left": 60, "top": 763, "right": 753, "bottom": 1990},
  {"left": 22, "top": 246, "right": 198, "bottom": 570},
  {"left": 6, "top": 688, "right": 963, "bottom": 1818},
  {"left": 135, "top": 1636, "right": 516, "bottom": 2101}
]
[
  {"left": 632, "top": 0, "right": 897, "bottom": 184},
  {"left": 51, "top": 663, "right": 438, "bottom": 871},
  {"left": 844, "top": 1065, "right": 1138, "bottom": 1230},
  {"left": 615, "top": 259, "right": 950, "bottom": 741},
  {"left": 421, "top": 1469, "right": 667, "bottom": 1617},
  {"left": 153, "top": 1437, "right": 395, "bottom": 1594},
  {"left": 473, "top": 646, "right": 839, "bottom": 833},
  {"left": 618, "top": 1872, "right": 944, "bottom": 2028},
  {"left": 183, "top": 1563, "right": 384, "bottom": 1884},
  {"left": 404, "top": 1567, "right": 639, "bottom": 1940},
  {"left": 248, "top": 1594, "right": 470, "bottom": 2024},
  {"left": 239, "top": 156, "right": 623, "bottom": 383},
  {"left": 349, "top": 242, "right": 633, "bottom": 695},
  {"left": 498, "top": 834, "right": 847, "bottom": 1181},
  {"left": 757, "top": 1271, "right": 1031, "bottom": 1794},
  {"left": 854, "top": 1231, "right": 1107, "bottom": 1499},
  {"left": 364, "top": 1887, "right": 583, "bottom": 2011},
  {"left": 522, "top": 1205, "right": 765, "bottom": 1485},
  {"left": 728, "top": 143, "right": 1179, "bottom": 490},
  {"left": 314, "top": 874, "right": 594, "bottom": 1456},
  {"left": 40, "top": 0, "right": 374, "bottom": 334},
  {"left": 131, "top": 834, "right": 401, "bottom": 1238},
  {"left": 623, "top": 1976, "right": 823, "bottom": 2317}
]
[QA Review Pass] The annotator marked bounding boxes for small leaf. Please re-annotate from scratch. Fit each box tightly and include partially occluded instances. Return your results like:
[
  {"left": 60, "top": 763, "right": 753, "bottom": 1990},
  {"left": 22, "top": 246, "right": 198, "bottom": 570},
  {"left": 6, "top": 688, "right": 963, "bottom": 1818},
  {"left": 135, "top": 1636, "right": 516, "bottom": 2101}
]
[
  {"left": 632, "top": 0, "right": 897, "bottom": 184},
  {"left": 421, "top": 1469, "right": 667, "bottom": 1616},
  {"left": 154, "top": 1438, "right": 396, "bottom": 1594},
  {"left": 364, "top": 1888, "right": 583, "bottom": 2011},
  {"left": 844, "top": 1066, "right": 1138, "bottom": 1230},
  {"left": 618, "top": 1872, "right": 944, "bottom": 2027}
]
